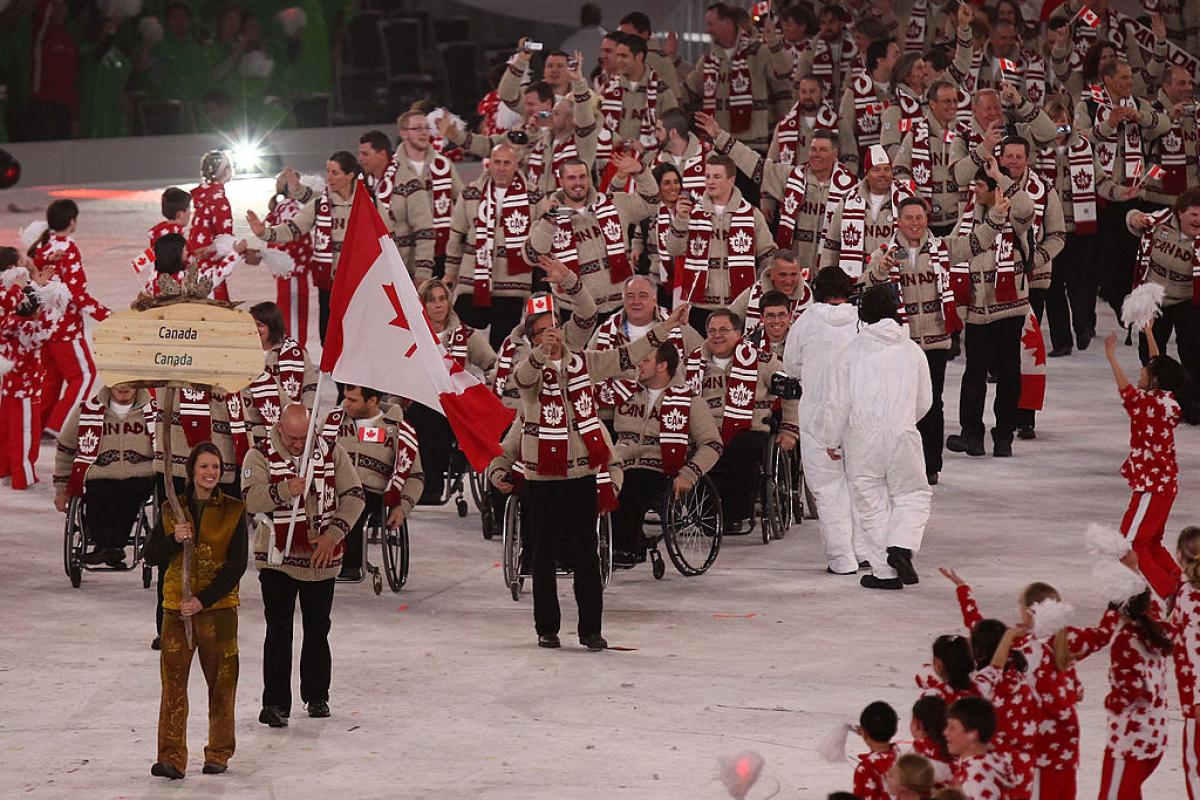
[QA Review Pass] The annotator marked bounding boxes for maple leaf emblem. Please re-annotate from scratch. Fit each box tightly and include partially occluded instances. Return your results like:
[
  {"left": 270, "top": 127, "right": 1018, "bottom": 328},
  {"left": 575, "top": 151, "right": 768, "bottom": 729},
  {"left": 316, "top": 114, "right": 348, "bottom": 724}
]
[
  {"left": 602, "top": 219, "right": 622, "bottom": 242},
  {"left": 228, "top": 394, "right": 241, "bottom": 416},
  {"left": 907, "top": 19, "right": 920, "bottom": 36},
  {"left": 1021, "top": 323, "right": 1045, "bottom": 366},
  {"left": 689, "top": 237, "right": 707, "bottom": 257},
  {"left": 1163, "top": 131, "right": 1181, "bottom": 152},
  {"left": 574, "top": 392, "right": 594, "bottom": 419},
  {"left": 843, "top": 226, "right": 862, "bottom": 247},
  {"left": 731, "top": 74, "right": 749, "bottom": 94},
  {"left": 261, "top": 399, "right": 279, "bottom": 424},
  {"left": 182, "top": 388, "right": 206, "bottom": 401},
  {"left": 784, "top": 194, "right": 799, "bottom": 215},
  {"left": 661, "top": 408, "right": 687, "bottom": 431},
  {"left": 1028, "top": 83, "right": 1043, "bottom": 104},
  {"left": 729, "top": 383, "right": 754, "bottom": 406},
  {"left": 779, "top": 145, "right": 794, "bottom": 165},
  {"left": 395, "top": 450, "right": 413, "bottom": 474},
  {"left": 1099, "top": 148, "right": 1113, "bottom": 166},
  {"left": 504, "top": 210, "right": 529, "bottom": 236},
  {"left": 728, "top": 230, "right": 753, "bottom": 253},
  {"left": 912, "top": 163, "right": 931, "bottom": 186},
  {"left": 79, "top": 429, "right": 99, "bottom": 453},
  {"left": 703, "top": 75, "right": 717, "bottom": 96},
  {"left": 598, "top": 383, "right": 615, "bottom": 406},
  {"left": 860, "top": 113, "right": 880, "bottom": 133},
  {"left": 434, "top": 195, "right": 451, "bottom": 215},
  {"left": 312, "top": 228, "right": 331, "bottom": 251},
  {"left": 553, "top": 228, "right": 572, "bottom": 250},
  {"left": 323, "top": 484, "right": 336, "bottom": 508},
  {"left": 282, "top": 376, "right": 301, "bottom": 399},
  {"left": 1073, "top": 170, "right": 1092, "bottom": 190},
  {"left": 543, "top": 401, "right": 564, "bottom": 426}
]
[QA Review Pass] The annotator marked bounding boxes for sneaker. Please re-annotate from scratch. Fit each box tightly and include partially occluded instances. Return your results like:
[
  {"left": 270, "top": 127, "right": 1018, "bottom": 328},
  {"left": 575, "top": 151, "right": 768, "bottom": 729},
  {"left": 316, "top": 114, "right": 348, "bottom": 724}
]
[
  {"left": 201, "top": 763, "right": 227, "bottom": 775},
  {"left": 151, "top": 762, "right": 184, "bottom": 780},
  {"left": 537, "top": 634, "right": 561, "bottom": 649},
  {"left": 887, "top": 546, "right": 919, "bottom": 586},
  {"left": 612, "top": 551, "right": 640, "bottom": 569},
  {"left": 104, "top": 548, "right": 128, "bottom": 569},
  {"left": 338, "top": 567, "right": 362, "bottom": 581},
  {"left": 860, "top": 574, "right": 904, "bottom": 590},
  {"left": 306, "top": 700, "right": 330, "bottom": 718},
  {"left": 1017, "top": 426, "right": 1036, "bottom": 441},
  {"left": 579, "top": 634, "right": 608, "bottom": 651},
  {"left": 258, "top": 705, "right": 289, "bottom": 727},
  {"left": 946, "top": 435, "right": 985, "bottom": 457}
]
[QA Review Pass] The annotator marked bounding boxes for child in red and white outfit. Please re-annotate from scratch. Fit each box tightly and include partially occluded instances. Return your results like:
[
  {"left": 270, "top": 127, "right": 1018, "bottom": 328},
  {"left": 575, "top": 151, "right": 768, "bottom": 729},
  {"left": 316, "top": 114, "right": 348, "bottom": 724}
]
[
  {"left": 946, "top": 696, "right": 1022, "bottom": 799},
  {"left": 910, "top": 696, "right": 955, "bottom": 790},
  {"left": 1171, "top": 526, "right": 1200, "bottom": 800},
  {"left": 189, "top": 150, "right": 236, "bottom": 302},
  {"left": 968, "top": 619, "right": 1040, "bottom": 799},
  {"left": 131, "top": 187, "right": 192, "bottom": 295},
  {"left": 0, "top": 250, "right": 68, "bottom": 489},
  {"left": 255, "top": 173, "right": 314, "bottom": 348},
  {"left": 940, "top": 567, "right": 1121, "bottom": 800},
  {"left": 25, "top": 199, "right": 111, "bottom": 438},
  {"left": 915, "top": 634, "right": 980, "bottom": 707},
  {"left": 853, "top": 700, "right": 901, "bottom": 800},
  {"left": 1096, "top": 570, "right": 1175, "bottom": 800},
  {"left": 1105, "top": 329, "right": 1197, "bottom": 599}
]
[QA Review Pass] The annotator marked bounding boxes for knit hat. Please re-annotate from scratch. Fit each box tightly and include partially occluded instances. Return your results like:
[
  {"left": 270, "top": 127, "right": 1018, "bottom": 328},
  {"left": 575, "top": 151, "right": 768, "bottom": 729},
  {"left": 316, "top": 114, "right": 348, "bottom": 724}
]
[{"left": 864, "top": 144, "right": 890, "bottom": 170}]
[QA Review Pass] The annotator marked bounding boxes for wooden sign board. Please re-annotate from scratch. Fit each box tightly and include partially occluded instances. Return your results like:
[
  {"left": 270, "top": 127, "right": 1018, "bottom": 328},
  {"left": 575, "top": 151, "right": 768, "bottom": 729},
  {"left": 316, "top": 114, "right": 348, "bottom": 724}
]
[{"left": 92, "top": 302, "right": 264, "bottom": 393}]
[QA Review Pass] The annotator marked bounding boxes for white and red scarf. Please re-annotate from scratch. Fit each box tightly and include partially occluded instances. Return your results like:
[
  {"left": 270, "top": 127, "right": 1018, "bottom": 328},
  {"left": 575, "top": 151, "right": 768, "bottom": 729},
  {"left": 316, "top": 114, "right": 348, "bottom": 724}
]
[
  {"left": 772, "top": 103, "right": 838, "bottom": 167},
  {"left": 261, "top": 430, "right": 338, "bottom": 557},
  {"left": 526, "top": 135, "right": 580, "bottom": 188},
  {"left": 903, "top": 0, "right": 929, "bottom": 54},
  {"left": 850, "top": 74, "right": 889, "bottom": 152},
  {"left": 537, "top": 353, "right": 609, "bottom": 476},
  {"left": 657, "top": 385, "right": 694, "bottom": 476},
  {"left": 549, "top": 193, "right": 633, "bottom": 282},
  {"left": 776, "top": 162, "right": 857, "bottom": 249},
  {"left": 67, "top": 396, "right": 158, "bottom": 497},
  {"left": 1023, "top": 169, "right": 1050, "bottom": 244},
  {"left": 327, "top": 407, "right": 420, "bottom": 508},
  {"left": 702, "top": 39, "right": 753, "bottom": 134},
  {"left": 601, "top": 69, "right": 660, "bottom": 147},
  {"left": 246, "top": 337, "right": 306, "bottom": 428},
  {"left": 472, "top": 173, "right": 533, "bottom": 306},
  {"left": 1093, "top": 90, "right": 1145, "bottom": 185},
  {"left": 954, "top": 194, "right": 1018, "bottom": 305},
  {"left": 592, "top": 309, "right": 683, "bottom": 407},
  {"left": 658, "top": 137, "right": 711, "bottom": 200},
  {"left": 175, "top": 387, "right": 251, "bottom": 466},
  {"left": 656, "top": 204, "right": 686, "bottom": 292},
  {"left": 492, "top": 336, "right": 521, "bottom": 398},
  {"left": 373, "top": 159, "right": 402, "bottom": 222},
  {"left": 809, "top": 32, "right": 858, "bottom": 100},
  {"left": 443, "top": 321, "right": 473, "bottom": 371},
  {"left": 682, "top": 199, "right": 758, "bottom": 303},
  {"left": 902, "top": 116, "right": 956, "bottom": 204},
  {"left": 685, "top": 341, "right": 759, "bottom": 444},
  {"left": 427, "top": 154, "right": 455, "bottom": 256},
  {"left": 310, "top": 189, "right": 336, "bottom": 290},
  {"left": 742, "top": 281, "right": 810, "bottom": 333},
  {"left": 1134, "top": 208, "right": 1200, "bottom": 305},
  {"left": 837, "top": 181, "right": 914, "bottom": 276},
  {"left": 1155, "top": 100, "right": 1199, "bottom": 196},
  {"left": 887, "top": 233, "right": 964, "bottom": 333},
  {"left": 1037, "top": 138, "right": 1099, "bottom": 235}
]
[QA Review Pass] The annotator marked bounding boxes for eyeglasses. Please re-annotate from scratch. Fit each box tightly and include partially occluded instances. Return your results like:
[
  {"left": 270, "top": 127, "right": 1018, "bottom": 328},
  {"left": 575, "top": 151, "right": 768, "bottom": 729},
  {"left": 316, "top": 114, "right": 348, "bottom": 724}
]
[
  {"left": 762, "top": 312, "right": 790, "bottom": 321},
  {"left": 707, "top": 327, "right": 736, "bottom": 335},
  {"left": 400, "top": 127, "right": 426, "bottom": 132}
]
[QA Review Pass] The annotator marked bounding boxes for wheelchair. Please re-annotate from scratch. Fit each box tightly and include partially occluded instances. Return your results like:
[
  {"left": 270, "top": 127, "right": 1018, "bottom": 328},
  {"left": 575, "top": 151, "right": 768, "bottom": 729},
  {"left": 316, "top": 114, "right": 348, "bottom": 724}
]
[
  {"left": 634, "top": 474, "right": 724, "bottom": 580},
  {"left": 336, "top": 496, "right": 410, "bottom": 595},
  {"left": 501, "top": 493, "right": 613, "bottom": 602},
  {"left": 426, "top": 437, "right": 473, "bottom": 518},
  {"left": 470, "top": 468, "right": 499, "bottom": 540},
  {"left": 63, "top": 485, "right": 156, "bottom": 589},
  {"left": 748, "top": 424, "right": 794, "bottom": 544}
]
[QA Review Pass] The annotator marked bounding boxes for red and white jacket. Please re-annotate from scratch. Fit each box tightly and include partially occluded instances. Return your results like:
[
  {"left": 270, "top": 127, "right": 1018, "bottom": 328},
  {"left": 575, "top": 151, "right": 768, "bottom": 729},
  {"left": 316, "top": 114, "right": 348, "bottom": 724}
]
[
  {"left": 1105, "top": 603, "right": 1174, "bottom": 759},
  {"left": 1119, "top": 383, "right": 1182, "bottom": 494},
  {"left": 30, "top": 234, "right": 111, "bottom": 342},
  {"left": 1171, "top": 579, "right": 1200, "bottom": 718},
  {"left": 0, "top": 280, "right": 69, "bottom": 398},
  {"left": 853, "top": 746, "right": 899, "bottom": 800},
  {"left": 953, "top": 750, "right": 1022, "bottom": 799}
]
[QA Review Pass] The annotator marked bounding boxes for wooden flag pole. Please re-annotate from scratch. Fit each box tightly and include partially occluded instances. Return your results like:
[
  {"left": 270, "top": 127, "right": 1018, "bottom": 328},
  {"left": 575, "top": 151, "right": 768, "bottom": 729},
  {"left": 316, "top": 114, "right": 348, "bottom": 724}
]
[{"left": 160, "top": 387, "right": 194, "bottom": 649}]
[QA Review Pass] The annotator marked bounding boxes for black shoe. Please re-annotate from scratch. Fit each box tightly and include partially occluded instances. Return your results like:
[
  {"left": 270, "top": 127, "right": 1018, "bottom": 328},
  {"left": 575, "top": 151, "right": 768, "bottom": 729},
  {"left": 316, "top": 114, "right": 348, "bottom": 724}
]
[
  {"left": 538, "top": 633, "right": 561, "bottom": 648},
  {"left": 259, "top": 705, "right": 288, "bottom": 727},
  {"left": 104, "top": 549, "right": 128, "bottom": 569},
  {"left": 926, "top": 472, "right": 938, "bottom": 486},
  {"left": 1078, "top": 331, "right": 1093, "bottom": 350},
  {"left": 1017, "top": 426, "right": 1036, "bottom": 441},
  {"left": 1048, "top": 346, "right": 1072, "bottom": 357},
  {"left": 417, "top": 488, "right": 444, "bottom": 506},
  {"left": 826, "top": 566, "right": 858, "bottom": 575},
  {"left": 150, "top": 636, "right": 161, "bottom": 651},
  {"left": 579, "top": 634, "right": 608, "bottom": 651},
  {"left": 306, "top": 700, "right": 330, "bottom": 718},
  {"left": 946, "top": 435, "right": 984, "bottom": 457},
  {"left": 201, "top": 763, "right": 226, "bottom": 775},
  {"left": 151, "top": 762, "right": 184, "bottom": 780},
  {"left": 613, "top": 551, "right": 639, "bottom": 569},
  {"left": 860, "top": 574, "right": 904, "bottom": 590},
  {"left": 887, "top": 547, "right": 919, "bottom": 586},
  {"left": 338, "top": 567, "right": 362, "bottom": 581},
  {"left": 993, "top": 438, "right": 1013, "bottom": 457}
]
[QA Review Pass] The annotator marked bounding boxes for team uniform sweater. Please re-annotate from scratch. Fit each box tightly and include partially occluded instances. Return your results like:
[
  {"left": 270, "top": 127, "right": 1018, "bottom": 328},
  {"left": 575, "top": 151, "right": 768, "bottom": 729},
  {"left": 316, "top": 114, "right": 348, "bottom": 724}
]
[
  {"left": 950, "top": 101, "right": 1058, "bottom": 193},
  {"left": 324, "top": 403, "right": 424, "bottom": 513},
  {"left": 853, "top": 746, "right": 900, "bottom": 800},
  {"left": 954, "top": 187, "right": 1037, "bottom": 325},
  {"left": 1072, "top": 97, "right": 1170, "bottom": 188},
  {"left": 689, "top": 343, "right": 799, "bottom": 437},
  {"left": 612, "top": 383, "right": 722, "bottom": 491},
  {"left": 683, "top": 33, "right": 794, "bottom": 152},
  {"left": 892, "top": 109, "right": 965, "bottom": 229},
  {"left": 264, "top": 182, "right": 354, "bottom": 287},
  {"left": 54, "top": 387, "right": 156, "bottom": 486},
  {"left": 367, "top": 159, "right": 435, "bottom": 281},
  {"left": 729, "top": 276, "right": 814, "bottom": 336},
  {"left": 242, "top": 341, "right": 320, "bottom": 440},
  {"left": 444, "top": 176, "right": 546, "bottom": 299},
  {"left": 1127, "top": 212, "right": 1200, "bottom": 308},
  {"left": 1144, "top": 89, "right": 1199, "bottom": 207}
]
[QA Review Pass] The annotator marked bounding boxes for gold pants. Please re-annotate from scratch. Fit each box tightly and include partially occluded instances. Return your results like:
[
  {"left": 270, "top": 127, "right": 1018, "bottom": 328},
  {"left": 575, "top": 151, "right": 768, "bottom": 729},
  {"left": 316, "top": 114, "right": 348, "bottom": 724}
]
[{"left": 157, "top": 607, "right": 239, "bottom": 773}]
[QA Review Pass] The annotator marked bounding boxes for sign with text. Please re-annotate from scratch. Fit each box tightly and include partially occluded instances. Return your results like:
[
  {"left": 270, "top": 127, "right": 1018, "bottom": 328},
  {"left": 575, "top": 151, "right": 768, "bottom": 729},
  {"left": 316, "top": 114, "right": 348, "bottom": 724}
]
[{"left": 92, "top": 302, "right": 263, "bottom": 393}]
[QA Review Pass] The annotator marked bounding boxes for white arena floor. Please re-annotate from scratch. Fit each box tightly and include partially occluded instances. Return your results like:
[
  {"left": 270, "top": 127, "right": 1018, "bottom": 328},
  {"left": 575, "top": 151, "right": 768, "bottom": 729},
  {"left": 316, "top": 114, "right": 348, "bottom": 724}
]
[{"left": 0, "top": 176, "right": 1197, "bottom": 798}]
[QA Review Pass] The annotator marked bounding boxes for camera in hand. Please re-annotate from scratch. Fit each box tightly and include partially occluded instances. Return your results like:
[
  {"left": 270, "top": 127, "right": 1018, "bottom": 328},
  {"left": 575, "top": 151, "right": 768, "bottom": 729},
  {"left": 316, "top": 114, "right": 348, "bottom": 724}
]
[
  {"left": 524, "top": 40, "right": 544, "bottom": 53},
  {"left": 769, "top": 371, "right": 802, "bottom": 400},
  {"left": 567, "top": 57, "right": 579, "bottom": 69},
  {"left": 507, "top": 130, "right": 530, "bottom": 145}
]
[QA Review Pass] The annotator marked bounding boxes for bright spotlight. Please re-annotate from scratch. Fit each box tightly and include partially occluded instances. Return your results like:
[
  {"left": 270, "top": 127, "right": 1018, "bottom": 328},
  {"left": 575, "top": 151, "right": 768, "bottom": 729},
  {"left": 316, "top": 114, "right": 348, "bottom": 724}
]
[{"left": 230, "top": 139, "right": 266, "bottom": 175}]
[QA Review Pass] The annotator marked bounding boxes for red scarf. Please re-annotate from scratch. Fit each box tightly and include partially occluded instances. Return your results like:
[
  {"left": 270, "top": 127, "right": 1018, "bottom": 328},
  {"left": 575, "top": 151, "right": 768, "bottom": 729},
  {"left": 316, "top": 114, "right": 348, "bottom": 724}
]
[
  {"left": 601, "top": 69, "right": 660, "bottom": 146},
  {"left": 901, "top": 115, "right": 955, "bottom": 203},
  {"left": 742, "top": 281, "right": 810, "bottom": 333},
  {"left": 592, "top": 309, "right": 682, "bottom": 408},
  {"left": 904, "top": 0, "right": 928, "bottom": 54},
  {"left": 850, "top": 74, "right": 889, "bottom": 154},
  {"left": 1039, "top": 137, "right": 1099, "bottom": 235},
  {"left": 658, "top": 385, "right": 693, "bottom": 476},
  {"left": 67, "top": 396, "right": 158, "bottom": 497},
  {"left": 837, "top": 180, "right": 913, "bottom": 276},
  {"left": 1094, "top": 90, "right": 1144, "bottom": 185},
  {"left": 536, "top": 353, "right": 609, "bottom": 476},
  {"left": 954, "top": 194, "right": 1018, "bottom": 305},
  {"left": 548, "top": 193, "right": 633, "bottom": 282},
  {"left": 685, "top": 342, "right": 759, "bottom": 444},
  {"left": 701, "top": 39, "right": 753, "bottom": 134},
  {"left": 1135, "top": 208, "right": 1200, "bottom": 305},
  {"left": 175, "top": 387, "right": 250, "bottom": 464},
  {"left": 472, "top": 173, "right": 532, "bottom": 307},
  {"left": 260, "top": 428, "right": 339, "bottom": 558},
  {"left": 443, "top": 321, "right": 473, "bottom": 370},
  {"left": 681, "top": 199, "right": 757, "bottom": 304},
  {"left": 1155, "top": 102, "right": 1198, "bottom": 196},
  {"left": 310, "top": 189, "right": 335, "bottom": 290},
  {"left": 776, "top": 163, "right": 857, "bottom": 249},
  {"left": 656, "top": 204, "right": 686, "bottom": 293},
  {"left": 492, "top": 335, "right": 520, "bottom": 399},
  {"left": 526, "top": 135, "right": 579, "bottom": 187},
  {"left": 246, "top": 337, "right": 306, "bottom": 427},
  {"left": 773, "top": 103, "right": 838, "bottom": 168},
  {"left": 373, "top": 159, "right": 402, "bottom": 221},
  {"left": 887, "top": 233, "right": 964, "bottom": 333},
  {"left": 427, "top": 154, "right": 454, "bottom": 256}
]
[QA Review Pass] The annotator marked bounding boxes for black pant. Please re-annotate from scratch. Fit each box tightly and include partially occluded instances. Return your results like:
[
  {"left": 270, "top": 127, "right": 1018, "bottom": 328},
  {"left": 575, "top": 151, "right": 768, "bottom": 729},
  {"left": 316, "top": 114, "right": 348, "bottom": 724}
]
[
  {"left": 613, "top": 468, "right": 670, "bottom": 555},
  {"left": 406, "top": 400, "right": 455, "bottom": 497},
  {"left": 1028, "top": 287, "right": 1046, "bottom": 324},
  {"left": 1140, "top": 300, "right": 1200, "bottom": 381},
  {"left": 318, "top": 288, "right": 331, "bottom": 345},
  {"left": 1098, "top": 199, "right": 1145, "bottom": 320},
  {"left": 959, "top": 316, "right": 1024, "bottom": 443},
  {"left": 342, "top": 491, "right": 383, "bottom": 574},
  {"left": 454, "top": 294, "right": 525, "bottom": 352},
  {"left": 525, "top": 476, "right": 602, "bottom": 638},
  {"left": 85, "top": 476, "right": 155, "bottom": 549},
  {"left": 260, "top": 569, "right": 336, "bottom": 713},
  {"left": 709, "top": 429, "right": 767, "bottom": 524},
  {"left": 917, "top": 349, "right": 948, "bottom": 476},
  {"left": 1046, "top": 232, "right": 1097, "bottom": 350}
]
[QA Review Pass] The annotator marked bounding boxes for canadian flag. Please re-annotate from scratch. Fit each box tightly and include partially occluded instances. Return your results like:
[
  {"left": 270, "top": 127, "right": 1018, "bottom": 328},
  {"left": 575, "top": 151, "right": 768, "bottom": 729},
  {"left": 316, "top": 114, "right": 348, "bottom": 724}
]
[
  {"left": 526, "top": 294, "right": 554, "bottom": 316},
  {"left": 1142, "top": 163, "right": 1164, "bottom": 184},
  {"left": 358, "top": 426, "right": 385, "bottom": 443},
  {"left": 997, "top": 58, "right": 1019, "bottom": 74},
  {"left": 130, "top": 246, "right": 155, "bottom": 289},
  {"left": 1076, "top": 6, "right": 1102, "bottom": 29},
  {"left": 1018, "top": 311, "right": 1046, "bottom": 411},
  {"left": 321, "top": 184, "right": 516, "bottom": 470},
  {"left": 752, "top": 0, "right": 770, "bottom": 20}
]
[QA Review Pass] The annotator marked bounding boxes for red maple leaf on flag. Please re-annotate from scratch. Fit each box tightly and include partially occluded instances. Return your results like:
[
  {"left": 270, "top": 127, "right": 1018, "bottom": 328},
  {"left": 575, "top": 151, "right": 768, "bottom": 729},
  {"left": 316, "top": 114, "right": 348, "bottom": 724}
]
[
  {"left": 382, "top": 282, "right": 436, "bottom": 358},
  {"left": 1021, "top": 318, "right": 1046, "bottom": 366}
]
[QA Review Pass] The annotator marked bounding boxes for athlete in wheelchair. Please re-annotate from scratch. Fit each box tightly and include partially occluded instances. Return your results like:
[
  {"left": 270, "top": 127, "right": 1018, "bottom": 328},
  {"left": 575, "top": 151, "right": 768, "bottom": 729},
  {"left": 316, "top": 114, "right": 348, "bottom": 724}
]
[
  {"left": 684, "top": 308, "right": 799, "bottom": 540},
  {"left": 54, "top": 383, "right": 158, "bottom": 586},
  {"left": 610, "top": 341, "right": 725, "bottom": 577},
  {"left": 326, "top": 385, "right": 422, "bottom": 593}
]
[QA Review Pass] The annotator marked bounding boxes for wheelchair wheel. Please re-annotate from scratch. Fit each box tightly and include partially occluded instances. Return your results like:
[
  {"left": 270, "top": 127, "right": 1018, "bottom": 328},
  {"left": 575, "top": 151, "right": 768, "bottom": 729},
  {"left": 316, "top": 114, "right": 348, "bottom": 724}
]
[
  {"left": 502, "top": 495, "right": 524, "bottom": 601},
  {"left": 771, "top": 442, "right": 794, "bottom": 539},
  {"left": 479, "top": 491, "right": 497, "bottom": 540},
  {"left": 662, "top": 476, "right": 724, "bottom": 577},
  {"left": 63, "top": 496, "right": 84, "bottom": 589},
  {"left": 597, "top": 513, "right": 613, "bottom": 589},
  {"left": 380, "top": 520, "right": 410, "bottom": 593},
  {"left": 469, "top": 468, "right": 487, "bottom": 513}
]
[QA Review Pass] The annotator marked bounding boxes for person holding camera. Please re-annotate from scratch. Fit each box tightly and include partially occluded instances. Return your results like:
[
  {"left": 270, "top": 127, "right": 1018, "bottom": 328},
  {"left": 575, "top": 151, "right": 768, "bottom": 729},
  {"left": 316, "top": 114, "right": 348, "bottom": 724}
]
[
  {"left": 1145, "top": 65, "right": 1198, "bottom": 213},
  {"left": 950, "top": 82, "right": 1056, "bottom": 194},
  {"left": 746, "top": 289, "right": 797, "bottom": 360}
]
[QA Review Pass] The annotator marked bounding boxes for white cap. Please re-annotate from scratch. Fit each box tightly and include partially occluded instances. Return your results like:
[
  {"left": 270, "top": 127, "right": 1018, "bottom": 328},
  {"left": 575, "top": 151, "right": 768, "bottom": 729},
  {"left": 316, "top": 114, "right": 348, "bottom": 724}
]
[{"left": 865, "top": 144, "right": 890, "bottom": 170}]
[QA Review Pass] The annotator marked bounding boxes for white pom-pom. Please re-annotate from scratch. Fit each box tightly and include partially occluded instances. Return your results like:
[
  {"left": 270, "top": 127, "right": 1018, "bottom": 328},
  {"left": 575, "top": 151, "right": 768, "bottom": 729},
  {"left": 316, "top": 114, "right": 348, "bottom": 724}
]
[
  {"left": 1093, "top": 560, "right": 1148, "bottom": 606},
  {"left": 1086, "top": 522, "right": 1132, "bottom": 558},
  {"left": 1121, "top": 282, "right": 1165, "bottom": 330},
  {"left": 298, "top": 173, "right": 326, "bottom": 194},
  {"left": 1030, "top": 598, "right": 1075, "bottom": 639},
  {"left": 424, "top": 107, "right": 464, "bottom": 136},
  {"left": 105, "top": 0, "right": 142, "bottom": 19},
  {"left": 278, "top": 6, "right": 307, "bottom": 37},
  {"left": 815, "top": 719, "right": 854, "bottom": 763},
  {"left": 239, "top": 50, "right": 274, "bottom": 79},
  {"left": 260, "top": 248, "right": 297, "bottom": 278},
  {"left": 19, "top": 220, "right": 48, "bottom": 248},
  {"left": 138, "top": 15, "right": 164, "bottom": 44},
  {"left": 718, "top": 751, "right": 764, "bottom": 799},
  {"left": 0, "top": 354, "right": 14, "bottom": 378},
  {"left": 0, "top": 266, "right": 29, "bottom": 289},
  {"left": 212, "top": 234, "right": 236, "bottom": 260},
  {"left": 36, "top": 280, "right": 72, "bottom": 321}
]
